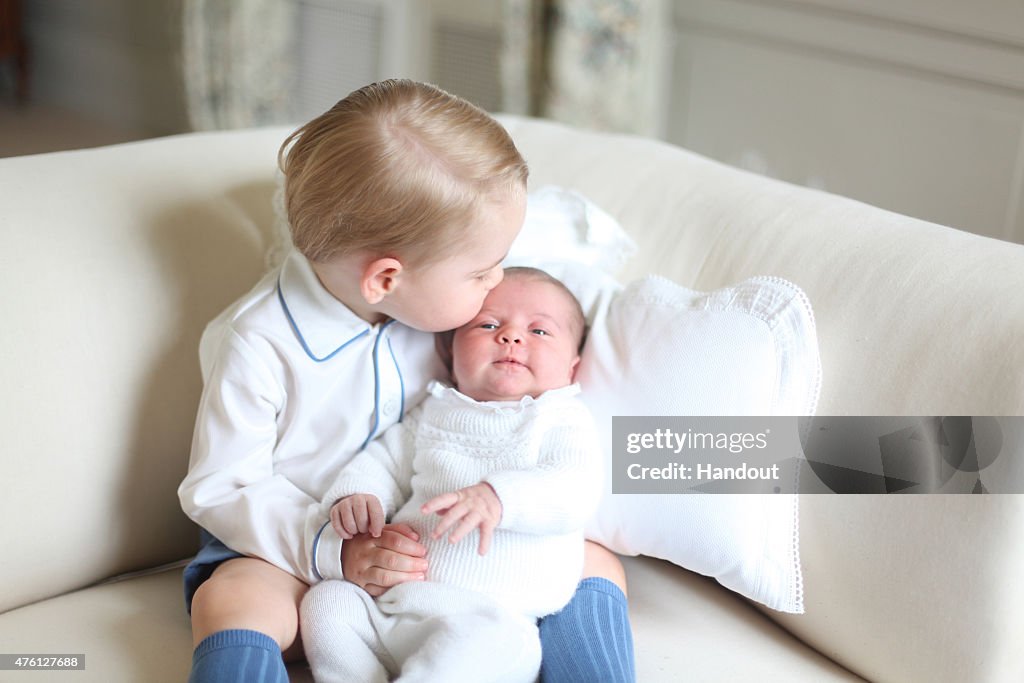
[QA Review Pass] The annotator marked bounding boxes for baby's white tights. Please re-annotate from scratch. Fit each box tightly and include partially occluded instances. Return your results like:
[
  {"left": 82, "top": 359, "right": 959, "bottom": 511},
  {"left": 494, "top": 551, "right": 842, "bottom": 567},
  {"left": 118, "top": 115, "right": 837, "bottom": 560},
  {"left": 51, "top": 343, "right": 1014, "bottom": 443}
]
[{"left": 301, "top": 580, "right": 541, "bottom": 683}]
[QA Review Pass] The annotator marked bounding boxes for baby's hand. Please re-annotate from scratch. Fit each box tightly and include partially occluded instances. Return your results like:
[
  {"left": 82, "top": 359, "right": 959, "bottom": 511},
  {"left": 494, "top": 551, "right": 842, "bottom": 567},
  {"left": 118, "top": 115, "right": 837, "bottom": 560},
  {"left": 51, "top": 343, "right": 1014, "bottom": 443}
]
[
  {"left": 331, "top": 494, "right": 385, "bottom": 539},
  {"left": 421, "top": 482, "right": 502, "bottom": 556}
]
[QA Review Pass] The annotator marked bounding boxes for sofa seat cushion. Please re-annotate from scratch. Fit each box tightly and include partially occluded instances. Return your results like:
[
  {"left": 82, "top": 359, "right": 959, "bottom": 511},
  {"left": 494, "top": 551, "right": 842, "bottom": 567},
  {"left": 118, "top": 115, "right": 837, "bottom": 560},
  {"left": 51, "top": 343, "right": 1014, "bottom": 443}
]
[
  {"left": 0, "top": 567, "right": 319, "bottom": 682},
  {"left": 0, "top": 569, "right": 193, "bottom": 682},
  {"left": 622, "top": 556, "right": 861, "bottom": 681},
  {"left": 0, "top": 557, "right": 859, "bottom": 682}
]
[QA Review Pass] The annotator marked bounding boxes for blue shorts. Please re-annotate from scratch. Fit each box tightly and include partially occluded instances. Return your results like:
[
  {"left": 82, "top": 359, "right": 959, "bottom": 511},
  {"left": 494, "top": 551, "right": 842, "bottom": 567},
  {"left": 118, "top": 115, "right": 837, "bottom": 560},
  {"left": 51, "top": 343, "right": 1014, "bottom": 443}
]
[{"left": 182, "top": 530, "right": 244, "bottom": 614}]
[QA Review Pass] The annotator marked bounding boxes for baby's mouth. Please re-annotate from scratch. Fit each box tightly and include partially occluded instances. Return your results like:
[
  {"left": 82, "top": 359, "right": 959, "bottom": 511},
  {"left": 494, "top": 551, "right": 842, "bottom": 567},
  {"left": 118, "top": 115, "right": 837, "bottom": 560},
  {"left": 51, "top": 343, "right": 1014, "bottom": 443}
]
[{"left": 495, "top": 357, "right": 526, "bottom": 368}]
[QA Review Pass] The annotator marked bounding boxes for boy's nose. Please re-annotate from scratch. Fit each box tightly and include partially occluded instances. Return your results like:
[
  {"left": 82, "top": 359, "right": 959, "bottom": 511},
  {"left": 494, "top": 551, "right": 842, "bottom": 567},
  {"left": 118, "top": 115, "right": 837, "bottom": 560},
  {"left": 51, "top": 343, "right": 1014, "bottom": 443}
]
[
  {"left": 489, "top": 267, "right": 505, "bottom": 289},
  {"left": 499, "top": 332, "right": 522, "bottom": 345}
]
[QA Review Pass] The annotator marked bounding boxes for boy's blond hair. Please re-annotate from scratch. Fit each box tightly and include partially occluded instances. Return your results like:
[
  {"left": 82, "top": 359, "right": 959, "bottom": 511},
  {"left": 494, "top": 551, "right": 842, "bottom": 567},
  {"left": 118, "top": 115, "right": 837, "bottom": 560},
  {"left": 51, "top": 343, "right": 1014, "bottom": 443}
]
[{"left": 279, "top": 79, "right": 529, "bottom": 266}]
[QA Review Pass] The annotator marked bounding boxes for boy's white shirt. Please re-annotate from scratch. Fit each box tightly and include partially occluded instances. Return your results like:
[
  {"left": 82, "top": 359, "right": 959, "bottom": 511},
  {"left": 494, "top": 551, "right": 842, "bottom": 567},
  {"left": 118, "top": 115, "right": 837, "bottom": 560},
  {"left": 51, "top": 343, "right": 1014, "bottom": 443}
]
[{"left": 178, "top": 249, "right": 446, "bottom": 584}]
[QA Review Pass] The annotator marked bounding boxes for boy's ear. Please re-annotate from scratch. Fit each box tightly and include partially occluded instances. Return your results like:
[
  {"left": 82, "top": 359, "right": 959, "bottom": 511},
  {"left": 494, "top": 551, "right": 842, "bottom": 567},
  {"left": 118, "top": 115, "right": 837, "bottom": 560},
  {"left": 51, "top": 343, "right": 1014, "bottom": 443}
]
[{"left": 361, "top": 257, "right": 404, "bottom": 304}]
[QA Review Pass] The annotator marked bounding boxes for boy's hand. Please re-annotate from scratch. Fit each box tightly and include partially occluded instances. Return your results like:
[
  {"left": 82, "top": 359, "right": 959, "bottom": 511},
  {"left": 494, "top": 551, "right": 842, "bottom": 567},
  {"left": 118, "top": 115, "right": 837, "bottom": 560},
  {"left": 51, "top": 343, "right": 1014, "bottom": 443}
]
[
  {"left": 340, "top": 523, "right": 428, "bottom": 597},
  {"left": 330, "top": 493, "right": 385, "bottom": 539},
  {"left": 421, "top": 482, "right": 502, "bottom": 556}
]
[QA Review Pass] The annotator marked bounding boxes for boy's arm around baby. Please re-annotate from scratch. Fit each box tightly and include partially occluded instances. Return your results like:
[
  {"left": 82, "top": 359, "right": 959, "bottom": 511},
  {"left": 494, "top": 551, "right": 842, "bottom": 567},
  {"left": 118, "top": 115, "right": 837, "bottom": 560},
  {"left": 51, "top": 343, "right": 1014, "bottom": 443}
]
[
  {"left": 179, "top": 326, "right": 358, "bottom": 585},
  {"left": 484, "top": 401, "right": 603, "bottom": 536}
]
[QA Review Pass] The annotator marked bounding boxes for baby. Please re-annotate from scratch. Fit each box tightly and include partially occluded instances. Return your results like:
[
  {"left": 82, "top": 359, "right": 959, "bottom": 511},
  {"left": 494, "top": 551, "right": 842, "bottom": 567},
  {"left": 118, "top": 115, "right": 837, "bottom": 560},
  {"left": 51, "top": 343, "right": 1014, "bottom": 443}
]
[{"left": 300, "top": 267, "right": 602, "bottom": 683}]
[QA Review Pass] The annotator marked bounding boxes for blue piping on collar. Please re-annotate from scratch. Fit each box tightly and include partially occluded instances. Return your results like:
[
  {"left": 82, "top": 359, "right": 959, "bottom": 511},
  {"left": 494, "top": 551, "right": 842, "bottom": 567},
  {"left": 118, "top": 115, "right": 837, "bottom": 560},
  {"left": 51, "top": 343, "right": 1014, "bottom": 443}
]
[
  {"left": 276, "top": 277, "right": 404, "bottom": 452},
  {"left": 277, "top": 278, "right": 369, "bottom": 362}
]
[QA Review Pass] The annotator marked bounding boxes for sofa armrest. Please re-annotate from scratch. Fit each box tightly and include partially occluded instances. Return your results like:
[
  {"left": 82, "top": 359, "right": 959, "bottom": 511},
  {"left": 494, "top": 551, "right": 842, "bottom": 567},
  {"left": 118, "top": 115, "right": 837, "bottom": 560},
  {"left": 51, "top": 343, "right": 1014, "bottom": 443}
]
[{"left": 772, "top": 495, "right": 1024, "bottom": 683}]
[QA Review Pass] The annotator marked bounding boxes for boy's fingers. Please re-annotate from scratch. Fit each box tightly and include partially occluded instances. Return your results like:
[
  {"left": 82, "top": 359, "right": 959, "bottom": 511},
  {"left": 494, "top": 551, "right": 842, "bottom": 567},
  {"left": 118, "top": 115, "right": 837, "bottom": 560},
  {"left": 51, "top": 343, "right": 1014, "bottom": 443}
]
[
  {"left": 385, "top": 523, "right": 421, "bottom": 543},
  {"left": 376, "top": 527, "right": 427, "bottom": 557},
  {"left": 366, "top": 566, "right": 427, "bottom": 589},
  {"left": 371, "top": 546, "right": 428, "bottom": 574}
]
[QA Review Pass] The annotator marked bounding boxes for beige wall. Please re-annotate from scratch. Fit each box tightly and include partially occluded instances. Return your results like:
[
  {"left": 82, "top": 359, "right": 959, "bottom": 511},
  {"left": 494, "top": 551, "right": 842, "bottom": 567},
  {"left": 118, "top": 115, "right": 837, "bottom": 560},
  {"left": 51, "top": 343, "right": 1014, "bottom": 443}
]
[
  {"left": 21, "top": 0, "right": 1024, "bottom": 245},
  {"left": 24, "top": 0, "right": 190, "bottom": 136},
  {"left": 666, "top": 0, "right": 1024, "bottom": 244}
]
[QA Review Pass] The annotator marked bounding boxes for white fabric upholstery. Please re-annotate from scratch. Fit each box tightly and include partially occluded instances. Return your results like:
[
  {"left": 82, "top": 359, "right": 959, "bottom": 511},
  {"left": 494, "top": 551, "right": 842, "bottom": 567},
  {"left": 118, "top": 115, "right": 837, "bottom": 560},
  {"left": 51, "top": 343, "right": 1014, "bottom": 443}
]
[
  {"left": 511, "top": 195, "right": 816, "bottom": 615},
  {"left": 579, "top": 275, "right": 818, "bottom": 614},
  {"left": 496, "top": 115, "right": 1024, "bottom": 416},
  {"left": 2, "top": 116, "right": 1023, "bottom": 682},
  {"left": 0, "top": 132, "right": 277, "bottom": 613}
]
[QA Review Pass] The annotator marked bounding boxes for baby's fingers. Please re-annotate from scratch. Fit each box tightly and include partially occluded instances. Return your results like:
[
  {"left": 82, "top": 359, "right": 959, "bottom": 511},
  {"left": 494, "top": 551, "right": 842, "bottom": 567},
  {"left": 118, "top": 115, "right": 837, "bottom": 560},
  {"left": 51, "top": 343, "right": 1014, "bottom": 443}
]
[
  {"left": 445, "top": 510, "right": 482, "bottom": 546},
  {"left": 431, "top": 502, "right": 467, "bottom": 539},
  {"left": 366, "top": 498, "right": 385, "bottom": 538},
  {"left": 330, "top": 505, "right": 354, "bottom": 539},
  {"left": 477, "top": 523, "right": 494, "bottom": 556},
  {"left": 421, "top": 492, "right": 458, "bottom": 515}
]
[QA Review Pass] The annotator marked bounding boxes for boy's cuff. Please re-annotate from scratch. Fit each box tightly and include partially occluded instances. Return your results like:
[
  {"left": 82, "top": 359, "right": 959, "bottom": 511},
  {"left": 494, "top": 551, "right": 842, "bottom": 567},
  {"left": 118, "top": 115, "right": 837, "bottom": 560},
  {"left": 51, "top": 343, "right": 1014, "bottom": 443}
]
[{"left": 312, "top": 522, "right": 346, "bottom": 581}]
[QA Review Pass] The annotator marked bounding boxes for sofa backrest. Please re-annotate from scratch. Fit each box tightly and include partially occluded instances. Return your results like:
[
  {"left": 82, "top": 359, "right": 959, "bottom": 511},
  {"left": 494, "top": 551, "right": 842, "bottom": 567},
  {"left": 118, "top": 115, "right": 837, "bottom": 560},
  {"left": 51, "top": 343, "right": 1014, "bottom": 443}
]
[
  {"left": 0, "top": 129, "right": 291, "bottom": 612},
  {"left": 495, "top": 115, "right": 1024, "bottom": 683},
  {"left": 496, "top": 115, "right": 1024, "bottom": 416}
]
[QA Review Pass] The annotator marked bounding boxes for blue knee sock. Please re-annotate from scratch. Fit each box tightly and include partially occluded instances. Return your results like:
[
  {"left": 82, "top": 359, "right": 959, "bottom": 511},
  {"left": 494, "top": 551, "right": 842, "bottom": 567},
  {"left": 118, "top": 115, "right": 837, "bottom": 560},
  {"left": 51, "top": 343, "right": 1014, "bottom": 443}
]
[
  {"left": 538, "top": 577, "right": 636, "bottom": 683},
  {"left": 188, "top": 629, "right": 289, "bottom": 683}
]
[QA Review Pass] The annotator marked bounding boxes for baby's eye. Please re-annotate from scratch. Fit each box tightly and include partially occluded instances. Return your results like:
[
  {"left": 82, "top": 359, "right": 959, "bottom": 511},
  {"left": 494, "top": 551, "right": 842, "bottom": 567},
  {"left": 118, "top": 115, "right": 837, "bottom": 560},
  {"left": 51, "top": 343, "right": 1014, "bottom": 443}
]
[
  {"left": 530, "top": 328, "right": 550, "bottom": 336},
  {"left": 479, "top": 323, "right": 498, "bottom": 330}
]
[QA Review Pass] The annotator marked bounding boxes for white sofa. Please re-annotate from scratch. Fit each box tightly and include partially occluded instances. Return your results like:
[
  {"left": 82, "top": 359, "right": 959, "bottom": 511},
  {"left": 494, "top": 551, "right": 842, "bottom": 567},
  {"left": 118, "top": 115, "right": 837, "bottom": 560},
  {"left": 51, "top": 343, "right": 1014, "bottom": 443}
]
[{"left": 2, "top": 115, "right": 1023, "bottom": 683}]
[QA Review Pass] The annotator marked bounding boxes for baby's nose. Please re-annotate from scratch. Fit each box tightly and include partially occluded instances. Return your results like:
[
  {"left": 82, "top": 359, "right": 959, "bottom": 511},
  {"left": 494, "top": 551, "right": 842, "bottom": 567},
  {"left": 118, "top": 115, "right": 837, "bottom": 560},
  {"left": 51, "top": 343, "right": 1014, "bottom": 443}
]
[{"left": 499, "top": 332, "right": 522, "bottom": 344}]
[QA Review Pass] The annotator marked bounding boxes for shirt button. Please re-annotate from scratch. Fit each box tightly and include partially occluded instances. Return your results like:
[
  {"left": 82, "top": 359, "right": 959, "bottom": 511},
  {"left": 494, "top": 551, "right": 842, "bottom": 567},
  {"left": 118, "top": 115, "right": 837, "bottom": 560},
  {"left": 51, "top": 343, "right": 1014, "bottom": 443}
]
[{"left": 382, "top": 400, "right": 398, "bottom": 417}]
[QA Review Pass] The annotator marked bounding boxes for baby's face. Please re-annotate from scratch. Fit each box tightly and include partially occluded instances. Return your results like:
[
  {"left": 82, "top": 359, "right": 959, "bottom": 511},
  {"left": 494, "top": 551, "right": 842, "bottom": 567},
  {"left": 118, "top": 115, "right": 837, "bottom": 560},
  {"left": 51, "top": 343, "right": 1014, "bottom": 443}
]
[{"left": 451, "top": 276, "right": 582, "bottom": 402}]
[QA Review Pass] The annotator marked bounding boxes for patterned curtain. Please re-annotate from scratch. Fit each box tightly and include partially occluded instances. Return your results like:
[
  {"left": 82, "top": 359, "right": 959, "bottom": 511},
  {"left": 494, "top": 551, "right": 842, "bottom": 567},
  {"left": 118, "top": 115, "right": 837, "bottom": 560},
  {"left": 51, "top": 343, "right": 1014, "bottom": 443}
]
[
  {"left": 501, "top": 0, "right": 669, "bottom": 136},
  {"left": 182, "top": 0, "right": 297, "bottom": 131}
]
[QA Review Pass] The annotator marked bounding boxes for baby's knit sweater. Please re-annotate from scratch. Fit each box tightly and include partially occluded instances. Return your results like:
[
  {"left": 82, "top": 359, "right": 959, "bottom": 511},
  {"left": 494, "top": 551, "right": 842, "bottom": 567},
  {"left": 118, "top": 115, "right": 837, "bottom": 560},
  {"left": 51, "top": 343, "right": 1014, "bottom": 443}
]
[{"left": 323, "top": 381, "right": 602, "bottom": 617}]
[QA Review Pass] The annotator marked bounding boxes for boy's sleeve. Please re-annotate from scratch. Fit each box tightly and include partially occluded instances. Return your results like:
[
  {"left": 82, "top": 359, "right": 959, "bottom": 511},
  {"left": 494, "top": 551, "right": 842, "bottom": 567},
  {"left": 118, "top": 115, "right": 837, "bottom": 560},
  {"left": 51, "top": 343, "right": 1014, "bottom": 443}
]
[
  {"left": 484, "top": 403, "right": 603, "bottom": 535},
  {"left": 311, "top": 416, "right": 418, "bottom": 581},
  {"left": 178, "top": 328, "right": 353, "bottom": 585}
]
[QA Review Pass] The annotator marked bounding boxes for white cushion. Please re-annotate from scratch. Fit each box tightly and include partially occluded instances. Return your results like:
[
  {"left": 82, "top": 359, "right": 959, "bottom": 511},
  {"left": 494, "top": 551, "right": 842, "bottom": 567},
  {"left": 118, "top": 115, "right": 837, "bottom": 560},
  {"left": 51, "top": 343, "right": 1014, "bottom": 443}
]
[
  {"left": 577, "top": 275, "right": 820, "bottom": 613},
  {"left": 505, "top": 188, "right": 818, "bottom": 613},
  {"left": 508, "top": 185, "right": 637, "bottom": 274}
]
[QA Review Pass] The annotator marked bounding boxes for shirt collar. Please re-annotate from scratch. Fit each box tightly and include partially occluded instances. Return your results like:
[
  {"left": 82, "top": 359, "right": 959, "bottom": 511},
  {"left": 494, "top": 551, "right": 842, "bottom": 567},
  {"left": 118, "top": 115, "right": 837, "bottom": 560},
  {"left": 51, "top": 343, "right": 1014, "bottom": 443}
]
[
  {"left": 427, "top": 380, "right": 582, "bottom": 408},
  {"left": 277, "top": 250, "right": 374, "bottom": 362}
]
